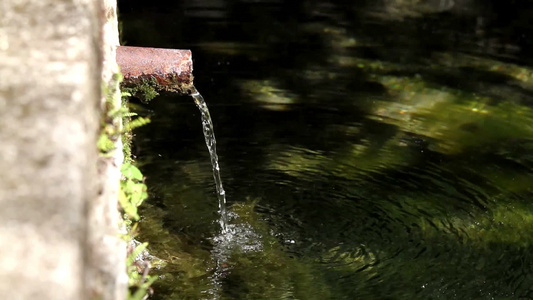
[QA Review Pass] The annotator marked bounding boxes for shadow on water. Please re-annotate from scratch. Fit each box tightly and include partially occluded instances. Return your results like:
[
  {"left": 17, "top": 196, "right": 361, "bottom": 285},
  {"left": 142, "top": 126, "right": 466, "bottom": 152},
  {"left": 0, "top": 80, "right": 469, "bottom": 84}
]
[{"left": 119, "top": 0, "right": 533, "bottom": 299}]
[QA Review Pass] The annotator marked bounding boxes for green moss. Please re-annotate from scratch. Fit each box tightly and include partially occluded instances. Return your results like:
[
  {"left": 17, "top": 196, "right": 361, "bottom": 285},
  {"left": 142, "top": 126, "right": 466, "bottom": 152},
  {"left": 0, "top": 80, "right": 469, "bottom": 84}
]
[
  {"left": 130, "top": 201, "right": 214, "bottom": 299},
  {"left": 121, "top": 77, "right": 160, "bottom": 103}
]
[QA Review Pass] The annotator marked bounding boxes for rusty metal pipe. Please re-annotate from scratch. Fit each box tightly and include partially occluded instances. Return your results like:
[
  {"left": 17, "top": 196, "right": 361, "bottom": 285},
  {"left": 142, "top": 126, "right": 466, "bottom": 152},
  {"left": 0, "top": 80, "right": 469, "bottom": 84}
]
[{"left": 116, "top": 46, "right": 194, "bottom": 96}]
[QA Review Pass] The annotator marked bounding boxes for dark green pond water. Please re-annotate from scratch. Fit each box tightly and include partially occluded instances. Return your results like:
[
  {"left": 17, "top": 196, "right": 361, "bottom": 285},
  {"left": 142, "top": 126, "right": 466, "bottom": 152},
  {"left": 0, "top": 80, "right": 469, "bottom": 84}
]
[{"left": 119, "top": 1, "right": 533, "bottom": 299}]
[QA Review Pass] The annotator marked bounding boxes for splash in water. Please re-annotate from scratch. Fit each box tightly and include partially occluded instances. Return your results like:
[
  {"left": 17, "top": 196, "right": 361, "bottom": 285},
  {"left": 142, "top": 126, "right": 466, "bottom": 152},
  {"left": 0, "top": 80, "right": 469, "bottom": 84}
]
[{"left": 191, "top": 87, "right": 228, "bottom": 232}]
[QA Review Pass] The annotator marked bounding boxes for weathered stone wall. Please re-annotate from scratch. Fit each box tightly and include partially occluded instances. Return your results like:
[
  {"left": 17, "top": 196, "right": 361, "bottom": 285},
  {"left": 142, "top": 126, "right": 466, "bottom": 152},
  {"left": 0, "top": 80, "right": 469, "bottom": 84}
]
[
  {"left": 0, "top": 0, "right": 126, "bottom": 299},
  {"left": 86, "top": 0, "right": 128, "bottom": 299}
]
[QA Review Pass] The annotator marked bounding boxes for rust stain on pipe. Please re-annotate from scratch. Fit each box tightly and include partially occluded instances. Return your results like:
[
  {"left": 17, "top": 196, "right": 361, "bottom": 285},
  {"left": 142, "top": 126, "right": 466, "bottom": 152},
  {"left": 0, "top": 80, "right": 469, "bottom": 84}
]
[{"left": 116, "top": 46, "right": 193, "bottom": 95}]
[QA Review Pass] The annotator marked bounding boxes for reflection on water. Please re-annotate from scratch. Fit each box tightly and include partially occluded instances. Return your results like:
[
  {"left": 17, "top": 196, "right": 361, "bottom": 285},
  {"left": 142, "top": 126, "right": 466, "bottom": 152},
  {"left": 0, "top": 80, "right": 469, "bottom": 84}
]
[{"left": 120, "top": 0, "right": 533, "bottom": 299}]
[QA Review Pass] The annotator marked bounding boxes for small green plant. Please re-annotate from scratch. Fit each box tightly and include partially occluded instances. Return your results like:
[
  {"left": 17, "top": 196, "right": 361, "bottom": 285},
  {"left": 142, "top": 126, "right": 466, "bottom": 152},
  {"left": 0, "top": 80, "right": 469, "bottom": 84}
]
[
  {"left": 119, "top": 163, "right": 148, "bottom": 221},
  {"left": 99, "top": 77, "right": 151, "bottom": 158},
  {"left": 97, "top": 131, "right": 117, "bottom": 155},
  {"left": 120, "top": 91, "right": 151, "bottom": 163},
  {"left": 126, "top": 242, "right": 158, "bottom": 300},
  {"left": 100, "top": 71, "right": 157, "bottom": 299},
  {"left": 118, "top": 96, "right": 157, "bottom": 300}
]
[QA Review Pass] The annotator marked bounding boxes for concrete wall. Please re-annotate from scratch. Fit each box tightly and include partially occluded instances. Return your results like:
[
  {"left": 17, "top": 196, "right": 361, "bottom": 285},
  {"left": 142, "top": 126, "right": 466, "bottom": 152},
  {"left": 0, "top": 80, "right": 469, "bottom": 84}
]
[
  {"left": 86, "top": 0, "right": 128, "bottom": 299},
  {"left": 0, "top": 0, "right": 126, "bottom": 299}
]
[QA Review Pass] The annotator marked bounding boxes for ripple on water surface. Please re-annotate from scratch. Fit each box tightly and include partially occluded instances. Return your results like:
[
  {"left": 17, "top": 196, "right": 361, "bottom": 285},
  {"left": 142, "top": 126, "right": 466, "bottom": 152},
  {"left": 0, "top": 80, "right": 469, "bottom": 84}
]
[{"left": 124, "top": 2, "right": 533, "bottom": 297}]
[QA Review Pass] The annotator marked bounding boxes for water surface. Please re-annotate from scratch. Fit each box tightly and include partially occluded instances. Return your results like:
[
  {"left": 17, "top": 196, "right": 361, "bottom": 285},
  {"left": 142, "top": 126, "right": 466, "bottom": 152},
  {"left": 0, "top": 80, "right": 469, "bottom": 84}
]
[{"left": 120, "top": 1, "right": 533, "bottom": 299}]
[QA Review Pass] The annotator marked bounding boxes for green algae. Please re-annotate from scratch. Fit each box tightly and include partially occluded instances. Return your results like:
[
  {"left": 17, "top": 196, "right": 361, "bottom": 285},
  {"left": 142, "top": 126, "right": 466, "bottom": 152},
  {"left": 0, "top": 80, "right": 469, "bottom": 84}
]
[{"left": 134, "top": 196, "right": 333, "bottom": 299}]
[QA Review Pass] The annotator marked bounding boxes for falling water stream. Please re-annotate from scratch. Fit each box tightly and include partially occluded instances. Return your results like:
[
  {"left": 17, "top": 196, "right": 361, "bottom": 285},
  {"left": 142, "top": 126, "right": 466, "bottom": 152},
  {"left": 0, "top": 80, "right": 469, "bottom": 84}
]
[
  {"left": 191, "top": 87, "right": 228, "bottom": 232},
  {"left": 191, "top": 87, "right": 244, "bottom": 300}
]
